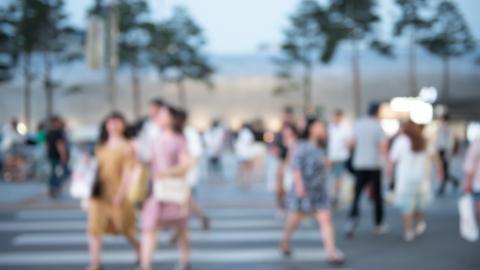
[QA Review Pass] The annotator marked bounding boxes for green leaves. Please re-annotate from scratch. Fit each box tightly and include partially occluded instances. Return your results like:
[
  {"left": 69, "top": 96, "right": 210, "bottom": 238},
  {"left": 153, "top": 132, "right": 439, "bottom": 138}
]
[
  {"left": 418, "top": 1, "right": 475, "bottom": 58},
  {"left": 149, "top": 6, "right": 214, "bottom": 87}
]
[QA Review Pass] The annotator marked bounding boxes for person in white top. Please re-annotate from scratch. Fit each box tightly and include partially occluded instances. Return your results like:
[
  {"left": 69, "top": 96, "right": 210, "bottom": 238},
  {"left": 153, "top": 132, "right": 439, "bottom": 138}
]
[
  {"left": 179, "top": 111, "right": 210, "bottom": 230},
  {"left": 327, "top": 109, "right": 351, "bottom": 205},
  {"left": 203, "top": 120, "right": 225, "bottom": 181},
  {"left": 346, "top": 103, "right": 388, "bottom": 237},
  {"left": 387, "top": 121, "right": 442, "bottom": 242},
  {"left": 463, "top": 138, "right": 480, "bottom": 214},
  {"left": 135, "top": 99, "right": 164, "bottom": 162},
  {"left": 435, "top": 114, "right": 458, "bottom": 196}
]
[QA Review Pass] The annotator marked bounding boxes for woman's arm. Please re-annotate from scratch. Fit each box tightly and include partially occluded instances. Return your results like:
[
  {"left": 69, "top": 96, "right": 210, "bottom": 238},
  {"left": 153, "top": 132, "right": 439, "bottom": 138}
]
[
  {"left": 430, "top": 152, "right": 444, "bottom": 180},
  {"left": 293, "top": 169, "right": 305, "bottom": 198}
]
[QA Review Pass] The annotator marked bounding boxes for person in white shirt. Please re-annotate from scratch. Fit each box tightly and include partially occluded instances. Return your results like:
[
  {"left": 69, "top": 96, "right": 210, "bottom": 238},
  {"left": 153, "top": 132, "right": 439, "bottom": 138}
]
[
  {"left": 180, "top": 111, "right": 210, "bottom": 230},
  {"left": 135, "top": 99, "right": 164, "bottom": 162},
  {"left": 435, "top": 114, "right": 458, "bottom": 196},
  {"left": 346, "top": 103, "right": 388, "bottom": 237},
  {"left": 203, "top": 120, "right": 225, "bottom": 181},
  {"left": 327, "top": 109, "right": 351, "bottom": 205},
  {"left": 387, "top": 121, "right": 442, "bottom": 242}
]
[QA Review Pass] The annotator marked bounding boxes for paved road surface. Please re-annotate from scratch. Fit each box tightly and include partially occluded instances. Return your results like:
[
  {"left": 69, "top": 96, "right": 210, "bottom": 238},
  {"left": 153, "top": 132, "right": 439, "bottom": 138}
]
[{"left": 0, "top": 178, "right": 478, "bottom": 270}]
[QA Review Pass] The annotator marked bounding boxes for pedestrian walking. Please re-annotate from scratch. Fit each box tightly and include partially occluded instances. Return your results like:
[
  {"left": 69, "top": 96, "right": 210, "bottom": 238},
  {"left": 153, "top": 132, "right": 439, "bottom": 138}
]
[
  {"left": 280, "top": 118, "right": 345, "bottom": 265},
  {"left": 463, "top": 137, "right": 480, "bottom": 216},
  {"left": 46, "top": 116, "right": 70, "bottom": 198},
  {"left": 87, "top": 112, "right": 140, "bottom": 270},
  {"left": 140, "top": 105, "right": 193, "bottom": 270},
  {"left": 346, "top": 103, "right": 388, "bottom": 237},
  {"left": 327, "top": 109, "right": 351, "bottom": 206},
  {"left": 435, "top": 114, "right": 459, "bottom": 196},
  {"left": 275, "top": 123, "right": 298, "bottom": 210},
  {"left": 387, "top": 121, "right": 443, "bottom": 242},
  {"left": 203, "top": 119, "right": 225, "bottom": 181}
]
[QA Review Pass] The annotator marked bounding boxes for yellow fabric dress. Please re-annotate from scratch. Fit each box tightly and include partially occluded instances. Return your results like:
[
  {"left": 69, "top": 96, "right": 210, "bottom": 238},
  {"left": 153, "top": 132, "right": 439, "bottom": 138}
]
[{"left": 88, "top": 140, "right": 136, "bottom": 237}]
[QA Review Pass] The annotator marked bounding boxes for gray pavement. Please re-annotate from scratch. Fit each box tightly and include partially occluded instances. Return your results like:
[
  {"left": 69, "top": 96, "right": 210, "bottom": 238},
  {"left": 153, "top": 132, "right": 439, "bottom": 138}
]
[{"left": 0, "top": 176, "right": 479, "bottom": 270}]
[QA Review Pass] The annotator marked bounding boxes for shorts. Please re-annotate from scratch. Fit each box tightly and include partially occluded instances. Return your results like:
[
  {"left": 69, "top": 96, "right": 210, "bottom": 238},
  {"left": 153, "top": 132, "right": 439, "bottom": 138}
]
[
  {"left": 331, "top": 161, "right": 347, "bottom": 179},
  {"left": 396, "top": 191, "right": 430, "bottom": 214},
  {"left": 473, "top": 192, "right": 480, "bottom": 201}
]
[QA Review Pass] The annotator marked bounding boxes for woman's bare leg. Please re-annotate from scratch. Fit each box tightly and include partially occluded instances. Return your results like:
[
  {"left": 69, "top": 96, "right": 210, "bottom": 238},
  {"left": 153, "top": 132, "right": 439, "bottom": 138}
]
[
  {"left": 281, "top": 212, "right": 303, "bottom": 251},
  {"left": 88, "top": 235, "right": 102, "bottom": 269},
  {"left": 125, "top": 232, "right": 141, "bottom": 263},
  {"left": 177, "top": 227, "right": 191, "bottom": 266},
  {"left": 141, "top": 230, "right": 157, "bottom": 270},
  {"left": 315, "top": 210, "right": 338, "bottom": 259}
]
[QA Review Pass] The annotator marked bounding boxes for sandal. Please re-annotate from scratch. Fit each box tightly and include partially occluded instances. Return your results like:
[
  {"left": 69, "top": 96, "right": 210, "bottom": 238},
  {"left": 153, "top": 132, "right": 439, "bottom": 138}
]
[
  {"left": 279, "top": 241, "right": 292, "bottom": 257},
  {"left": 326, "top": 255, "right": 345, "bottom": 266}
]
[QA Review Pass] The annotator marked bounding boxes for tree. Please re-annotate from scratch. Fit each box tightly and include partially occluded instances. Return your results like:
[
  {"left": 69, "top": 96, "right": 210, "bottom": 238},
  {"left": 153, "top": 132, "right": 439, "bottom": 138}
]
[
  {"left": 6, "top": 0, "right": 47, "bottom": 129},
  {"left": 325, "top": 0, "right": 392, "bottom": 116},
  {"left": 0, "top": 5, "right": 17, "bottom": 83},
  {"left": 37, "top": 0, "right": 82, "bottom": 119},
  {"left": 394, "top": 0, "right": 432, "bottom": 96},
  {"left": 149, "top": 7, "right": 214, "bottom": 109},
  {"left": 418, "top": 1, "right": 476, "bottom": 102},
  {"left": 117, "top": 0, "right": 153, "bottom": 119},
  {"left": 273, "top": 0, "right": 331, "bottom": 113}
]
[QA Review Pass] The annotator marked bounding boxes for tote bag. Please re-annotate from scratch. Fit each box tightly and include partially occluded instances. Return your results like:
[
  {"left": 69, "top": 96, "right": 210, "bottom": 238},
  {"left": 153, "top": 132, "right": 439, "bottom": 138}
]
[
  {"left": 69, "top": 155, "right": 98, "bottom": 200},
  {"left": 458, "top": 194, "right": 479, "bottom": 242},
  {"left": 154, "top": 177, "right": 191, "bottom": 204},
  {"left": 127, "top": 163, "right": 149, "bottom": 205}
]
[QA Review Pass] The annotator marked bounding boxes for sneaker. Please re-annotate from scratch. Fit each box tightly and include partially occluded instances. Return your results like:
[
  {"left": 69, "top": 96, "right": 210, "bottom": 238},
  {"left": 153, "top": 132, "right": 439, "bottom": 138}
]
[
  {"left": 173, "top": 263, "right": 192, "bottom": 270},
  {"left": 344, "top": 220, "right": 357, "bottom": 238},
  {"left": 404, "top": 231, "right": 415, "bottom": 242},
  {"left": 415, "top": 221, "right": 427, "bottom": 236},
  {"left": 374, "top": 224, "right": 389, "bottom": 235}
]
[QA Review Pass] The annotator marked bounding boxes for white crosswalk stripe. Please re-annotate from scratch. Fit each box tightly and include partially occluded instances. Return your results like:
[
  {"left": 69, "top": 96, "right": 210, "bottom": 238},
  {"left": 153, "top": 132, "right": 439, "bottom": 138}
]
[{"left": 0, "top": 206, "right": 346, "bottom": 267}]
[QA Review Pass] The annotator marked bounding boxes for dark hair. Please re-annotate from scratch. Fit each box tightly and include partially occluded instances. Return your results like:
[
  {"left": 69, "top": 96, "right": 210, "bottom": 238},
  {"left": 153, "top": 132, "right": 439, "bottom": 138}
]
[
  {"left": 175, "top": 109, "right": 188, "bottom": 130},
  {"left": 403, "top": 121, "right": 426, "bottom": 152},
  {"left": 440, "top": 113, "right": 450, "bottom": 122},
  {"left": 284, "top": 106, "right": 294, "bottom": 115},
  {"left": 301, "top": 117, "right": 326, "bottom": 147},
  {"left": 282, "top": 122, "right": 298, "bottom": 137},
  {"left": 150, "top": 98, "right": 165, "bottom": 108},
  {"left": 164, "top": 105, "right": 184, "bottom": 134},
  {"left": 334, "top": 109, "right": 343, "bottom": 117},
  {"left": 368, "top": 102, "right": 381, "bottom": 117},
  {"left": 98, "top": 112, "right": 128, "bottom": 145}
]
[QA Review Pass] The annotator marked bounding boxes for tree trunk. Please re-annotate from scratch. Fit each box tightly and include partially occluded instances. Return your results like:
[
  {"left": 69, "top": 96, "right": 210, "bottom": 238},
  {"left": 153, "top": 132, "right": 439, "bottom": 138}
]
[
  {"left": 44, "top": 53, "right": 54, "bottom": 120},
  {"left": 442, "top": 56, "right": 450, "bottom": 104},
  {"left": 107, "top": 65, "right": 117, "bottom": 111},
  {"left": 23, "top": 55, "right": 32, "bottom": 130},
  {"left": 352, "top": 39, "right": 361, "bottom": 117},
  {"left": 177, "top": 80, "right": 187, "bottom": 109},
  {"left": 131, "top": 68, "right": 141, "bottom": 119},
  {"left": 303, "top": 65, "right": 313, "bottom": 114},
  {"left": 408, "top": 30, "right": 417, "bottom": 97}
]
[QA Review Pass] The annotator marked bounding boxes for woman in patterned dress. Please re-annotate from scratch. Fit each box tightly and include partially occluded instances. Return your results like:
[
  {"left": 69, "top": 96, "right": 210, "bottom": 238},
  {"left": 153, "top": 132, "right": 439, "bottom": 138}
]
[{"left": 280, "top": 118, "right": 344, "bottom": 265}]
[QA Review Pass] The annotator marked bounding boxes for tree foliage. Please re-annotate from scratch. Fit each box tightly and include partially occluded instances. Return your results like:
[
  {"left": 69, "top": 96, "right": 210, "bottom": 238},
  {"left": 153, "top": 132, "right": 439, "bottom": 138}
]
[
  {"left": 418, "top": 1, "right": 475, "bottom": 59},
  {"left": 149, "top": 6, "right": 214, "bottom": 107}
]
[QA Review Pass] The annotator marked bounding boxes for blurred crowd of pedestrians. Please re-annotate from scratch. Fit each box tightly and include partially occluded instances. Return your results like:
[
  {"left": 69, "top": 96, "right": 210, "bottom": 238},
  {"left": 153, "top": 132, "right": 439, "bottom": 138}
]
[{"left": 1, "top": 98, "right": 480, "bottom": 270}]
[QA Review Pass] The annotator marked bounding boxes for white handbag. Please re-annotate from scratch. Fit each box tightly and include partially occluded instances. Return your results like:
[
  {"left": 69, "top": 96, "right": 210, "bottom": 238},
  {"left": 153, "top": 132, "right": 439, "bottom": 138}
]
[
  {"left": 154, "top": 177, "right": 191, "bottom": 204},
  {"left": 458, "top": 194, "right": 479, "bottom": 242},
  {"left": 69, "top": 155, "right": 98, "bottom": 200}
]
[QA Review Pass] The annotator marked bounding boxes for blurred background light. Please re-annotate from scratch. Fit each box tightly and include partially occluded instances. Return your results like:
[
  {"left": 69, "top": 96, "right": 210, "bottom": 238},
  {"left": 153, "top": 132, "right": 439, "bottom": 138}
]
[
  {"left": 467, "top": 122, "right": 480, "bottom": 142},
  {"left": 418, "top": 86, "right": 438, "bottom": 104},
  {"left": 410, "top": 100, "right": 434, "bottom": 125}
]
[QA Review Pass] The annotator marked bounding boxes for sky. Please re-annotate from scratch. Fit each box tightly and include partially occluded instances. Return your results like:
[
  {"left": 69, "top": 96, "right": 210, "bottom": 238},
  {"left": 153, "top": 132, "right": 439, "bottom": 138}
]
[{"left": 66, "top": 0, "right": 480, "bottom": 55}]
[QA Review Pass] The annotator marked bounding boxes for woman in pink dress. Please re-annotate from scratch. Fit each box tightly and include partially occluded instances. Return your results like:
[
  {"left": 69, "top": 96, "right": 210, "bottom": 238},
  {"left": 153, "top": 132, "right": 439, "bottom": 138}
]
[{"left": 140, "top": 105, "right": 193, "bottom": 270}]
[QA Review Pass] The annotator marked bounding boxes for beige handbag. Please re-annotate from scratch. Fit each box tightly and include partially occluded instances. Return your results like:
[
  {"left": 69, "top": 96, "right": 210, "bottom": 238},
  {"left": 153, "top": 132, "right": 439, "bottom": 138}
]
[
  {"left": 154, "top": 177, "right": 191, "bottom": 204},
  {"left": 127, "top": 164, "right": 150, "bottom": 205}
]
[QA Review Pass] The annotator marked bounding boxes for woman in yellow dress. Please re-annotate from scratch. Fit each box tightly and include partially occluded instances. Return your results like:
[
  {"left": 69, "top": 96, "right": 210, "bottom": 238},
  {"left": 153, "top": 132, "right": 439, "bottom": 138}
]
[{"left": 87, "top": 112, "right": 140, "bottom": 270}]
